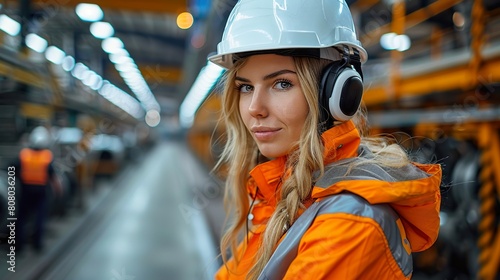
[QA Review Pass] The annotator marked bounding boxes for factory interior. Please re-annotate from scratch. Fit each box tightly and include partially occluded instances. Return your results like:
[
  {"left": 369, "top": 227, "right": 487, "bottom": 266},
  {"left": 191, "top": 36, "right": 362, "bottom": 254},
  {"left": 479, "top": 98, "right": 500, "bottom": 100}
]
[{"left": 0, "top": 0, "right": 499, "bottom": 279}]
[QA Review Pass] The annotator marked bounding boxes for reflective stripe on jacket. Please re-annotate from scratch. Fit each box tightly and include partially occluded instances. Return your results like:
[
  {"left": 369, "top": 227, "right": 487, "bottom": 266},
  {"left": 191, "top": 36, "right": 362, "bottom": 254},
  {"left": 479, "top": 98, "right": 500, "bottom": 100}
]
[
  {"left": 19, "top": 148, "right": 53, "bottom": 185},
  {"left": 259, "top": 194, "right": 412, "bottom": 279}
]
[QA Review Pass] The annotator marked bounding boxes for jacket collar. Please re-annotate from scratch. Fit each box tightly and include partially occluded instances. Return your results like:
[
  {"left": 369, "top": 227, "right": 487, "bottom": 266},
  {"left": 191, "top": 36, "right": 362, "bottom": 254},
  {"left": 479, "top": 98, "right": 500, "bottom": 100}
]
[
  {"left": 321, "top": 120, "right": 360, "bottom": 164},
  {"left": 247, "top": 120, "right": 361, "bottom": 203}
]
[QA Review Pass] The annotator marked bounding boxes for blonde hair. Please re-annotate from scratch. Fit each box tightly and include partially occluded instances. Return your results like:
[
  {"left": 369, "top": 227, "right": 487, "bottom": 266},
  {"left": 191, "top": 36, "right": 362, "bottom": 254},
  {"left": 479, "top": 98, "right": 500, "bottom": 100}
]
[{"left": 214, "top": 55, "right": 410, "bottom": 279}]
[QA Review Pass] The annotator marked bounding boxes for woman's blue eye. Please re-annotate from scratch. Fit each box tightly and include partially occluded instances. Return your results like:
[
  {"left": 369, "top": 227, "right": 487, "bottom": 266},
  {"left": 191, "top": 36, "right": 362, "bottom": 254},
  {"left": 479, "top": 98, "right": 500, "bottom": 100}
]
[
  {"left": 236, "top": 84, "right": 253, "bottom": 93},
  {"left": 275, "top": 80, "right": 292, "bottom": 90}
]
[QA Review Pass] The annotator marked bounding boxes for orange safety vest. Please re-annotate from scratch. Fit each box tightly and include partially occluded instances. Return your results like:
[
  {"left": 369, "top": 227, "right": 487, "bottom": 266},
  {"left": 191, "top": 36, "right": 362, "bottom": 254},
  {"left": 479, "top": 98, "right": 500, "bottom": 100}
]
[{"left": 19, "top": 148, "right": 53, "bottom": 185}]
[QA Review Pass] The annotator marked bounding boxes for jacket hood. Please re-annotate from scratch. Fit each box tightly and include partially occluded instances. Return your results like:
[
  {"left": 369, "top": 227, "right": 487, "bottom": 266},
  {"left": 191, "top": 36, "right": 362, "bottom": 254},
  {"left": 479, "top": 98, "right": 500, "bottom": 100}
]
[
  {"left": 312, "top": 122, "right": 442, "bottom": 252},
  {"left": 312, "top": 157, "right": 441, "bottom": 252}
]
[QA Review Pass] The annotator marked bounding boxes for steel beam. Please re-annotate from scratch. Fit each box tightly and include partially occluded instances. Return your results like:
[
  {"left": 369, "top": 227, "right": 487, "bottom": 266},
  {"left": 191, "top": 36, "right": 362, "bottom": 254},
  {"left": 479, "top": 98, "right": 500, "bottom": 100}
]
[{"left": 7, "top": 0, "right": 187, "bottom": 14}]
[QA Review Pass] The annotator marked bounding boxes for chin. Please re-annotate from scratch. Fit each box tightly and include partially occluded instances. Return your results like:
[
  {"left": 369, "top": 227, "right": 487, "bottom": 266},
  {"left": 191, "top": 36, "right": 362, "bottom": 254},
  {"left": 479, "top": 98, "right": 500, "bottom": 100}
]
[{"left": 258, "top": 148, "right": 287, "bottom": 159}]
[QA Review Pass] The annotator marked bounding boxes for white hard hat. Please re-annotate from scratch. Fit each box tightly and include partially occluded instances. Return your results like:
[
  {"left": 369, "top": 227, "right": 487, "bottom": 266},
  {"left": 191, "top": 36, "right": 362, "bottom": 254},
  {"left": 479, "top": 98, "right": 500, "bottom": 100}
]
[
  {"left": 29, "top": 126, "right": 51, "bottom": 149},
  {"left": 209, "top": 0, "right": 368, "bottom": 69}
]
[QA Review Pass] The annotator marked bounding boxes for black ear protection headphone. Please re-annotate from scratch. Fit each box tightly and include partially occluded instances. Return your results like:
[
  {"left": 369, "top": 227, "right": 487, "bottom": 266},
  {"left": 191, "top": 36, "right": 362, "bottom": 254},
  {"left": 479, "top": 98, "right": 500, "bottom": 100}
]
[{"left": 319, "top": 48, "right": 364, "bottom": 130}]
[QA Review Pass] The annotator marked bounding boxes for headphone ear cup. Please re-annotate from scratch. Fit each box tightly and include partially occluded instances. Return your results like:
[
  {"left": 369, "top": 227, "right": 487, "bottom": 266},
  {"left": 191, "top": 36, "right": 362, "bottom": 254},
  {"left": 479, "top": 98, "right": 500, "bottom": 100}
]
[
  {"left": 319, "top": 62, "right": 340, "bottom": 129},
  {"left": 319, "top": 62, "right": 364, "bottom": 124}
]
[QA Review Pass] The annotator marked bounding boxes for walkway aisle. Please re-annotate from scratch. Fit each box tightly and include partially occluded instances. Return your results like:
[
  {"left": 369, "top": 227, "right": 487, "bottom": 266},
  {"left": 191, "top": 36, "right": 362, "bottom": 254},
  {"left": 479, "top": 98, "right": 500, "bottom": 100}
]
[{"left": 41, "top": 141, "right": 221, "bottom": 280}]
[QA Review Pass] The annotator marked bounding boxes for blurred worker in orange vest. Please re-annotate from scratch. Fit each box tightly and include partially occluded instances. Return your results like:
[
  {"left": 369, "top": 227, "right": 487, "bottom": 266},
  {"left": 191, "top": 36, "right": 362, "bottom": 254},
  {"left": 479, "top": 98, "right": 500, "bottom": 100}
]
[{"left": 14, "top": 126, "right": 62, "bottom": 253}]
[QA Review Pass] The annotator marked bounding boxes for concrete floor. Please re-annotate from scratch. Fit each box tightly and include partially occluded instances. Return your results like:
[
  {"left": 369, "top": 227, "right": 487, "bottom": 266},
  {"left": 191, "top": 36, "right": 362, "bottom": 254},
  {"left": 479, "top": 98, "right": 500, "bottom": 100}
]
[{"left": 0, "top": 140, "right": 224, "bottom": 280}]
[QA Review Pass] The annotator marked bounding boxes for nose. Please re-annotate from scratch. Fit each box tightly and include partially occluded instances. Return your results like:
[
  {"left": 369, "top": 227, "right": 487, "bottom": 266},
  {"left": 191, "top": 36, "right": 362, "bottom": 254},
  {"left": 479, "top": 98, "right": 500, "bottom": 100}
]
[{"left": 247, "top": 87, "right": 268, "bottom": 118}]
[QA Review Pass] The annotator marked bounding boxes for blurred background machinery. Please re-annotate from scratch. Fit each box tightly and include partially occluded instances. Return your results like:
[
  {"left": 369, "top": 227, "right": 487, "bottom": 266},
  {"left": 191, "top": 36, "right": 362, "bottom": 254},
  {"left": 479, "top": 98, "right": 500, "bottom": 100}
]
[{"left": 0, "top": 0, "right": 498, "bottom": 279}]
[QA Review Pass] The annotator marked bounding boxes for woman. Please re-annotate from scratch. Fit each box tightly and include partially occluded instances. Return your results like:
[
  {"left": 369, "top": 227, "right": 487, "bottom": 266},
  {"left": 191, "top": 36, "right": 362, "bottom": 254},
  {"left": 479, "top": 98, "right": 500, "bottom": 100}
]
[{"left": 209, "top": 1, "right": 442, "bottom": 279}]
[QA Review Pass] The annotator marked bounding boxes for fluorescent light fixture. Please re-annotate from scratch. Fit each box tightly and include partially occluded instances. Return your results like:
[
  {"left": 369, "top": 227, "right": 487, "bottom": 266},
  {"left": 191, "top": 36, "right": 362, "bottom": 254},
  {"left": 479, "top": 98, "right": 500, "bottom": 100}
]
[
  {"left": 395, "top": 35, "right": 411, "bottom": 52},
  {"left": 90, "top": 76, "right": 103, "bottom": 90},
  {"left": 109, "top": 52, "right": 131, "bottom": 64},
  {"left": 102, "top": 37, "right": 124, "bottom": 53},
  {"left": 101, "top": 34, "right": 160, "bottom": 114},
  {"left": 115, "top": 56, "right": 134, "bottom": 65},
  {"left": 0, "top": 14, "right": 21, "bottom": 36},
  {"left": 380, "top": 33, "right": 396, "bottom": 50},
  {"left": 82, "top": 70, "right": 97, "bottom": 85},
  {"left": 180, "top": 61, "right": 224, "bottom": 128},
  {"left": 25, "top": 33, "right": 48, "bottom": 53},
  {"left": 75, "top": 3, "right": 103, "bottom": 22},
  {"left": 115, "top": 62, "right": 137, "bottom": 73},
  {"left": 380, "top": 32, "right": 411, "bottom": 52},
  {"left": 145, "top": 109, "right": 161, "bottom": 127},
  {"left": 98, "top": 81, "right": 145, "bottom": 119},
  {"left": 45, "top": 46, "right": 66, "bottom": 64},
  {"left": 115, "top": 63, "right": 160, "bottom": 112},
  {"left": 90, "top": 21, "right": 114, "bottom": 39},
  {"left": 71, "top": 62, "right": 89, "bottom": 79},
  {"left": 82, "top": 71, "right": 103, "bottom": 90},
  {"left": 120, "top": 70, "right": 142, "bottom": 80},
  {"left": 61, "top": 56, "right": 76, "bottom": 71}
]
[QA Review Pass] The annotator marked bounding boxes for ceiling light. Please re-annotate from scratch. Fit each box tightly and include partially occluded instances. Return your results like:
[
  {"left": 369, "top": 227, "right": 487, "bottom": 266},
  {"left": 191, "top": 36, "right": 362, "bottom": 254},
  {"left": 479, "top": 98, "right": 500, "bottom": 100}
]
[
  {"left": 101, "top": 34, "right": 159, "bottom": 113},
  {"left": 453, "top": 12, "right": 465, "bottom": 29},
  {"left": 90, "top": 21, "right": 114, "bottom": 39},
  {"left": 82, "top": 71, "right": 103, "bottom": 91},
  {"left": 98, "top": 82, "right": 144, "bottom": 119},
  {"left": 25, "top": 33, "right": 48, "bottom": 53},
  {"left": 145, "top": 109, "right": 161, "bottom": 127},
  {"left": 114, "top": 56, "right": 134, "bottom": 65},
  {"left": 0, "top": 14, "right": 21, "bottom": 36},
  {"left": 90, "top": 76, "right": 103, "bottom": 90},
  {"left": 395, "top": 35, "right": 411, "bottom": 51},
  {"left": 45, "top": 46, "right": 66, "bottom": 64},
  {"left": 115, "top": 62, "right": 138, "bottom": 73},
  {"left": 71, "top": 62, "right": 89, "bottom": 79},
  {"left": 82, "top": 70, "right": 97, "bottom": 86},
  {"left": 75, "top": 3, "right": 103, "bottom": 22},
  {"left": 380, "top": 32, "right": 411, "bottom": 52},
  {"left": 109, "top": 51, "right": 130, "bottom": 64},
  {"left": 380, "top": 33, "right": 396, "bottom": 50},
  {"left": 61, "top": 56, "right": 76, "bottom": 71},
  {"left": 102, "top": 37, "right": 124, "bottom": 53},
  {"left": 176, "top": 12, "right": 194, "bottom": 29},
  {"left": 180, "top": 62, "right": 224, "bottom": 128}
]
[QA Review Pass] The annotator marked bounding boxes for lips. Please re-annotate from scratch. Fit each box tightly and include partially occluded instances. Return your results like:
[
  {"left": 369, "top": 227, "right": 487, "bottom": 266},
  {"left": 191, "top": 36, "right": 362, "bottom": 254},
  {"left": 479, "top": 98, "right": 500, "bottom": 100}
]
[{"left": 251, "top": 126, "right": 281, "bottom": 141}]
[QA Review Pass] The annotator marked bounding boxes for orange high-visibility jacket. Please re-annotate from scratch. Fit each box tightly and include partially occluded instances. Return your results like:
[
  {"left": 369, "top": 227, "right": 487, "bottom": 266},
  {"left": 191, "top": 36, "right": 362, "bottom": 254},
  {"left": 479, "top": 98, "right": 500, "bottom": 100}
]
[
  {"left": 215, "top": 120, "right": 442, "bottom": 280},
  {"left": 19, "top": 148, "right": 54, "bottom": 185}
]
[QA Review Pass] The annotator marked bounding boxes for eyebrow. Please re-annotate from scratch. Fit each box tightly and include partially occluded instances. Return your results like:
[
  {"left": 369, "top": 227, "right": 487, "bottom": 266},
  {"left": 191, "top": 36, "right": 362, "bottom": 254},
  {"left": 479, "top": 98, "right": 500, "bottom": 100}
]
[{"left": 235, "top": 69, "right": 297, "bottom": 83}]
